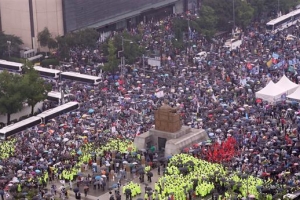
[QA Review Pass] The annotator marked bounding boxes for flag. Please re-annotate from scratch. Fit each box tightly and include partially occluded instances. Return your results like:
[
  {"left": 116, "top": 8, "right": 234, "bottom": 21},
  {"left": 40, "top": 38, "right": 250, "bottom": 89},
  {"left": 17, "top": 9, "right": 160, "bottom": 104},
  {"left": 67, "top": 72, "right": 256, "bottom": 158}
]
[
  {"left": 272, "top": 53, "right": 279, "bottom": 59},
  {"left": 266, "top": 59, "right": 273, "bottom": 67}
]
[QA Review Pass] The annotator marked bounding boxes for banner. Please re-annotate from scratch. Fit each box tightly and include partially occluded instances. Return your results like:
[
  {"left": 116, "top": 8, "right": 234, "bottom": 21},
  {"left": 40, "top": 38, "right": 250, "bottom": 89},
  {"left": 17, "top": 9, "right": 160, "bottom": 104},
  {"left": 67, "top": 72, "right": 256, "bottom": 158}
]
[{"left": 155, "top": 91, "right": 164, "bottom": 98}]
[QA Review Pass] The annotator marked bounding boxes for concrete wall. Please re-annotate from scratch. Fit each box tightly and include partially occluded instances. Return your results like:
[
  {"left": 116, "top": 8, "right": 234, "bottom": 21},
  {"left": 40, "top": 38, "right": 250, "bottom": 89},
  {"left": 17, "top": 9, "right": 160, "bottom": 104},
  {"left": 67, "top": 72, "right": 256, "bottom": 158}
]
[
  {"left": 32, "top": 0, "right": 64, "bottom": 50},
  {"left": 0, "top": 0, "right": 64, "bottom": 50},
  {"left": 0, "top": 102, "right": 43, "bottom": 125},
  {"left": 0, "top": 0, "right": 32, "bottom": 48},
  {"left": 174, "top": 0, "right": 184, "bottom": 13}
]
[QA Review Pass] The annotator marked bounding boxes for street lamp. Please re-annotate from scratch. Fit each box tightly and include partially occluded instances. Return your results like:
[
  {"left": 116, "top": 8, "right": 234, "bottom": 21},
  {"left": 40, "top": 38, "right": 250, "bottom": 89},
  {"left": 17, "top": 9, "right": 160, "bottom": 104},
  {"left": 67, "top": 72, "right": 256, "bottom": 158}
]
[
  {"left": 121, "top": 36, "right": 133, "bottom": 75},
  {"left": 7, "top": 41, "right": 11, "bottom": 58},
  {"left": 232, "top": 0, "right": 236, "bottom": 34}
]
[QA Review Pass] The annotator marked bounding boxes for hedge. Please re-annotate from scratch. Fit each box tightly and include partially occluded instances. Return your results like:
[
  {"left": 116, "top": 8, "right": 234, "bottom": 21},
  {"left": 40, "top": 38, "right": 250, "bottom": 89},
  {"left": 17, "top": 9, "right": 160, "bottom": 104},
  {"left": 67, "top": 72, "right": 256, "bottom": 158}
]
[{"left": 41, "top": 59, "right": 59, "bottom": 67}]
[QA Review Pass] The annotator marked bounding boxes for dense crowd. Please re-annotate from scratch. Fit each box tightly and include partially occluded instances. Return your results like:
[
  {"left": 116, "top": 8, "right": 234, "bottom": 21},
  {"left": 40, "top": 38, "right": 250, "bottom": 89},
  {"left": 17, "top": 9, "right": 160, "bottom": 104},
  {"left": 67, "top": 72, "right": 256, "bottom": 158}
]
[{"left": 1, "top": 12, "right": 300, "bottom": 199}]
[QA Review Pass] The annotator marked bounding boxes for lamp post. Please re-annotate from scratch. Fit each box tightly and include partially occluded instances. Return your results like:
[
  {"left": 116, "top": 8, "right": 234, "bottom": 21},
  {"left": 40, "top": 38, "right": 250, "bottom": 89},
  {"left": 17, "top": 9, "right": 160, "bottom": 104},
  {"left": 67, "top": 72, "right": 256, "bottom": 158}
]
[
  {"left": 7, "top": 41, "right": 11, "bottom": 58},
  {"left": 232, "top": 0, "right": 236, "bottom": 36},
  {"left": 277, "top": 0, "right": 280, "bottom": 16},
  {"left": 121, "top": 36, "right": 133, "bottom": 75}
]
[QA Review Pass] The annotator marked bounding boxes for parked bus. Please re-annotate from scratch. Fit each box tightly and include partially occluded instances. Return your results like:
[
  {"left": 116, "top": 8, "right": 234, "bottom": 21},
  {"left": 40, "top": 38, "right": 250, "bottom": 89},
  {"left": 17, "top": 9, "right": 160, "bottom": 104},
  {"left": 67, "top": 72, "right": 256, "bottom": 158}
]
[
  {"left": 61, "top": 72, "right": 101, "bottom": 85},
  {"left": 33, "top": 66, "right": 61, "bottom": 79},
  {"left": 47, "top": 91, "right": 71, "bottom": 103},
  {"left": 266, "top": 9, "right": 300, "bottom": 33},
  {"left": 0, "top": 59, "right": 23, "bottom": 72},
  {"left": 0, "top": 116, "right": 42, "bottom": 140},
  {"left": 37, "top": 101, "right": 79, "bottom": 123}
]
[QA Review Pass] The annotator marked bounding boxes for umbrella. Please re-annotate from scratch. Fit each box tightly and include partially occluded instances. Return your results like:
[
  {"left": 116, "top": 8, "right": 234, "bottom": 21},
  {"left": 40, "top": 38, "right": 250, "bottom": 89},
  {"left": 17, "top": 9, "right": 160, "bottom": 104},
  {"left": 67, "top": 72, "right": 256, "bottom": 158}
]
[
  {"left": 95, "top": 176, "right": 101, "bottom": 180},
  {"left": 73, "top": 188, "right": 79, "bottom": 193},
  {"left": 88, "top": 109, "right": 94, "bottom": 114}
]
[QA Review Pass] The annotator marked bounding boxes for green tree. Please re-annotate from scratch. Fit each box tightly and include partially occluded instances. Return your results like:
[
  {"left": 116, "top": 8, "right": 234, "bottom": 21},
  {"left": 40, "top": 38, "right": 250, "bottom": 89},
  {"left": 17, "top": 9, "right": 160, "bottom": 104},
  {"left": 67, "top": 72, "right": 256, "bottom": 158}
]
[
  {"left": 0, "top": 71, "right": 25, "bottom": 125},
  {"left": 0, "top": 31, "right": 23, "bottom": 58},
  {"left": 103, "top": 39, "right": 119, "bottom": 73},
  {"left": 113, "top": 32, "right": 144, "bottom": 65},
  {"left": 236, "top": 1, "right": 254, "bottom": 29},
  {"left": 196, "top": 5, "right": 217, "bottom": 39},
  {"left": 37, "top": 27, "right": 52, "bottom": 53},
  {"left": 73, "top": 28, "right": 99, "bottom": 48},
  {"left": 22, "top": 66, "right": 52, "bottom": 115}
]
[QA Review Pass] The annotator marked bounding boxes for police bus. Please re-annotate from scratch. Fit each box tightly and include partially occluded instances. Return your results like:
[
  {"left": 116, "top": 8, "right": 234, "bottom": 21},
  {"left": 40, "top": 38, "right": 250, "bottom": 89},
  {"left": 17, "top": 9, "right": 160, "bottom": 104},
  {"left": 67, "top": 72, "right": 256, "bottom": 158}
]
[
  {"left": 0, "top": 116, "right": 42, "bottom": 140},
  {"left": 33, "top": 66, "right": 61, "bottom": 79},
  {"left": 60, "top": 72, "right": 101, "bottom": 85},
  {"left": 37, "top": 101, "right": 79, "bottom": 123},
  {"left": 0, "top": 59, "right": 23, "bottom": 73}
]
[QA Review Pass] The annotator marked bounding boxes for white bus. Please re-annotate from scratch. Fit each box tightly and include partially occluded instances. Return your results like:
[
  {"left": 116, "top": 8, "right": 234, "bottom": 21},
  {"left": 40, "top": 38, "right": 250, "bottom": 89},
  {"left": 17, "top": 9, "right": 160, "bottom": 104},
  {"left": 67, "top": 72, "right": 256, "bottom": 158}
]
[
  {"left": 266, "top": 9, "right": 300, "bottom": 33},
  {"left": 0, "top": 60, "right": 23, "bottom": 72},
  {"left": 61, "top": 72, "right": 101, "bottom": 85},
  {"left": 0, "top": 116, "right": 42, "bottom": 140},
  {"left": 37, "top": 101, "right": 79, "bottom": 123},
  {"left": 33, "top": 66, "right": 61, "bottom": 79},
  {"left": 47, "top": 91, "right": 71, "bottom": 103}
]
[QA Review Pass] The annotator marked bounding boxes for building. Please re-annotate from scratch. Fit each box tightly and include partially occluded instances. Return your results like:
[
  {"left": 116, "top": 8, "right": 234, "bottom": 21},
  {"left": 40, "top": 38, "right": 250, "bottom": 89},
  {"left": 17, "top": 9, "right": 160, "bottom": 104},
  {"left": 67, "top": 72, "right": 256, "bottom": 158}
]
[{"left": 0, "top": 0, "right": 197, "bottom": 50}]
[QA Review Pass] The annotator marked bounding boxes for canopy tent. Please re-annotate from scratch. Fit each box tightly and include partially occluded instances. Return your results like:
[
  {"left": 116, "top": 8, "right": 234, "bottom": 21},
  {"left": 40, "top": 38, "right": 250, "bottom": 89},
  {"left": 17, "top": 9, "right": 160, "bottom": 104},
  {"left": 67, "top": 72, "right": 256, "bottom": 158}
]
[
  {"left": 287, "top": 86, "right": 300, "bottom": 101},
  {"left": 275, "top": 75, "right": 299, "bottom": 95},
  {"left": 255, "top": 80, "right": 287, "bottom": 103}
]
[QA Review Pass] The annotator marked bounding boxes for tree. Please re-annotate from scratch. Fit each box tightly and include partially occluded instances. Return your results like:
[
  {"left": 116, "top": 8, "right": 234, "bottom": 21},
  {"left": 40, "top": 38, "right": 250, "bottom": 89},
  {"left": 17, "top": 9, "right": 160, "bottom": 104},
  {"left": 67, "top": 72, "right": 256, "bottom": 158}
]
[
  {"left": 37, "top": 27, "right": 52, "bottom": 53},
  {"left": 103, "top": 39, "right": 119, "bottom": 73},
  {"left": 236, "top": 1, "right": 254, "bottom": 29},
  {"left": 0, "top": 71, "right": 25, "bottom": 125},
  {"left": 112, "top": 32, "right": 144, "bottom": 65},
  {"left": 22, "top": 66, "right": 52, "bottom": 115},
  {"left": 0, "top": 31, "right": 23, "bottom": 58},
  {"left": 196, "top": 5, "right": 217, "bottom": 39}
]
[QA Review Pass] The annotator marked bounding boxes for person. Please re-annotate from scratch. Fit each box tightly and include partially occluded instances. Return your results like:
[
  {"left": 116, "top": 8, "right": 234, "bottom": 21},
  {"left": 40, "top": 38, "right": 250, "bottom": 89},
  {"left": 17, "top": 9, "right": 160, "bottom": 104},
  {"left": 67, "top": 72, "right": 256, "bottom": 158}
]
[
  {"left": 75, "top": 192, "right": 81, "bottom": 199},
  {"left": 84, "top": 186, "right": 89, "bottom": 197},
  {"left": 109, "top": 191, "right": 115, "bottom": 200},
  {"left": 157, "top": 165, "right": 161, "bottom": 175}
]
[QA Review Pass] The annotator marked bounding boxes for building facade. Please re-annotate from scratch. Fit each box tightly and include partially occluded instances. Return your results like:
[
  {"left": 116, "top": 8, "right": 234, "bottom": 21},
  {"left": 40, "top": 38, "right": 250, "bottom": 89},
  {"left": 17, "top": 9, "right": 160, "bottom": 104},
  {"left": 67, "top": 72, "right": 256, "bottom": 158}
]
[{"left": 0, "top": 0, "right": 186, "bottom": 50}]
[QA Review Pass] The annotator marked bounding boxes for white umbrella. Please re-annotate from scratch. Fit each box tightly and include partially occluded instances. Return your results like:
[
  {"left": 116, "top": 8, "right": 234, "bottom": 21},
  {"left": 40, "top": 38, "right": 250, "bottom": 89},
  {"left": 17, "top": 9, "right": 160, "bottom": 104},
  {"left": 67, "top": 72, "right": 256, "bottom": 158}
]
[
  {"left": 122, "top": 161, "right": 128, "bottom": 164},
  {"left": 63, "top": 138, "right": 69, "bottom": 142}
]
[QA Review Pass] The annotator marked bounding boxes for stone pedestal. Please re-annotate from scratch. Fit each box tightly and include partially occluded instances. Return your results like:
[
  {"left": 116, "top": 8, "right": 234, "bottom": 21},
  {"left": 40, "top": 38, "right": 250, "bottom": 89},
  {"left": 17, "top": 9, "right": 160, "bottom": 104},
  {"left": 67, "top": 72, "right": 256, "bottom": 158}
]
[
  {"left": 154, "top": 107, "right": 181, "bottom": 133},
  {"left": 134, "top": 126, "right": 208, "bottom": 157}
]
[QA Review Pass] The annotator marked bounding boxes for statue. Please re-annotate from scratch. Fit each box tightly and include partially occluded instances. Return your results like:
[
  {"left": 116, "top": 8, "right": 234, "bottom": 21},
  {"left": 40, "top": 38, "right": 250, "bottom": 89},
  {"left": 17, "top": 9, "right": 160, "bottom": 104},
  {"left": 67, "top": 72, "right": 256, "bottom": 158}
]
[{"left": 154, "top": 99, "right": 182, "bottom": 133}]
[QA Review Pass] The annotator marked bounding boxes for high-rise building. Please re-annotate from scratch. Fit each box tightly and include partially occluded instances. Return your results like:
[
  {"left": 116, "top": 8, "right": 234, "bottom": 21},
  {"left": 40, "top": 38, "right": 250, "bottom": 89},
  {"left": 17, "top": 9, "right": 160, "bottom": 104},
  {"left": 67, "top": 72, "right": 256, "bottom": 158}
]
[{"left": 0, "top": 0, "right": 184, "bottom": 50}]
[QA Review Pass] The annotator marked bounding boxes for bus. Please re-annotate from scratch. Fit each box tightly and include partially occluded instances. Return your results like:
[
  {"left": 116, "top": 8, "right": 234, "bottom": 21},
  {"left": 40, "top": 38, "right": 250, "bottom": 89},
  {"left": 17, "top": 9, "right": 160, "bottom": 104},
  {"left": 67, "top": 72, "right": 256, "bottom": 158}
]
[
  {"left": 47, "top": 91, "right": 71, "bottom": 103},
  {"left": 266, "top": 9, "right": 300, "bottom": 33},
  {"left": 33, "top": 66, "right": 61, "bottom": 79},
  {"left": 0, "top": 60, "right": 23, "bottom": 72},
  {"left": 37, "top": 101, "right": 79, "bottom": 123},
  {"left": 0, "top": 116, "right": 42, "bottom": 140},
  {"left": 61, "top": 72, "right": 101, "bottom": 85}
]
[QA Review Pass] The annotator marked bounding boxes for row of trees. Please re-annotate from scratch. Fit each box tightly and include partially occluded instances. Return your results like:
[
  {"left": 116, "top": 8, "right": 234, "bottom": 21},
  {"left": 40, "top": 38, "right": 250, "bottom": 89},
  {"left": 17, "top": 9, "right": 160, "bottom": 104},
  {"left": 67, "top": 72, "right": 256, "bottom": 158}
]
[
  {"left": 0, "top": 67, "right": 52, "bottom": 125},
  {"left": 37, "top": 27, "right": 99, "bottom": 60}
]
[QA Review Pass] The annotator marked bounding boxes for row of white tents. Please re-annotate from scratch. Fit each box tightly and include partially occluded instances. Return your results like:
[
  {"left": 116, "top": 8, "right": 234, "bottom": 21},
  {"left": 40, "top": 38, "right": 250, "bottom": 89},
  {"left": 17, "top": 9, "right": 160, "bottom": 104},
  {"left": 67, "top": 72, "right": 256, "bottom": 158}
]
[{"left": 256, "top": 75, "right": 300, "bottom": 103}]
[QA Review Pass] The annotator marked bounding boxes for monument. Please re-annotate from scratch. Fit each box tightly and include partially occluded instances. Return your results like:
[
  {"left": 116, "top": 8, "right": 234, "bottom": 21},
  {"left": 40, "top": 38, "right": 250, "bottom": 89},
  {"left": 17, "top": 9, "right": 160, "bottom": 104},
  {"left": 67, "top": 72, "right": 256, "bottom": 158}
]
[{"left": 134, "top": 100, "right": 208, "bottom": 157}]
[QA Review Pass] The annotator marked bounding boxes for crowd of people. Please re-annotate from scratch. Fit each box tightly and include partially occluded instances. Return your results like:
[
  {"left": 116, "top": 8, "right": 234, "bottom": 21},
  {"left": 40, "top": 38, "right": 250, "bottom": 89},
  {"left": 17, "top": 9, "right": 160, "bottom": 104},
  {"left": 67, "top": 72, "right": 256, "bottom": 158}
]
[{"left": 1, "top": 10, "right": 300, "bottom": 200}]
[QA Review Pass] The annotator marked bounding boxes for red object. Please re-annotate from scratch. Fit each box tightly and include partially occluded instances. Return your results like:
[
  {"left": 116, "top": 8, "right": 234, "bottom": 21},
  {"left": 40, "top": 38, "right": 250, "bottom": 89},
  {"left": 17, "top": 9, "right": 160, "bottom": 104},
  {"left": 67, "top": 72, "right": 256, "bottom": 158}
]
[
  {"left": 256, "top": 99, "right": 262, "bottom": 103},
  {"left": 202, "top": 137, "right": 237, "bottom": 163}
]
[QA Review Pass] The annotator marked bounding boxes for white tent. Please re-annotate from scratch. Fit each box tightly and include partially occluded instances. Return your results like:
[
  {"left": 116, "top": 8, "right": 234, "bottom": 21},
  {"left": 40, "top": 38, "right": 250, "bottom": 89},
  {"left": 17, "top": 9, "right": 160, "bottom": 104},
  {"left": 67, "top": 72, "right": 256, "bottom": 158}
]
[
  {"left": 275, "top": 75, "right": 299, "bottom": 94},
  {"left": 287, "top": 86, "right": 300, "bottom": 101},
  {"left": 255, "top": 80, "right": 286, "bottom": 103}
]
